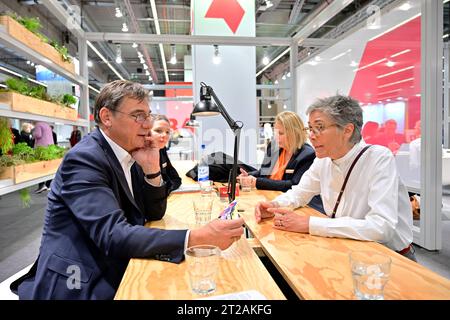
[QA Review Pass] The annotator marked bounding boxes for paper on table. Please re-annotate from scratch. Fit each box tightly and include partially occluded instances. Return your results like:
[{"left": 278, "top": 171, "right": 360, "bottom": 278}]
[
  {"left": 197, "top": 290, "right": 267, "bottom": 300},
  {"left": 172, "top": 184, "right": 201, "bottom": 193}
]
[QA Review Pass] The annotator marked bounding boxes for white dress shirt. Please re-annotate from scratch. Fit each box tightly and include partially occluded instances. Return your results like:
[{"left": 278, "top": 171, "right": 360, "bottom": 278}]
[
  {"left": 273, "top": 140, "right": 413, "bottom": 251},
  {"left": 99, "top": 129, "right": 190, "bottom": 249},
  {"left": 100, "top": 129, "right": 136, "bottom": 197}
]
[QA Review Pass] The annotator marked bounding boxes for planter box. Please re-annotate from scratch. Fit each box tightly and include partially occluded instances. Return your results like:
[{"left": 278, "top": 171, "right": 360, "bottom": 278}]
[
  {"left": 0, "top": 166, "right": 14, "bottom": 180},
  {"left": 0, "top": 92, "right": 78, "bottom": 121},
  {"left": 13, "top": 158, "right": 62, "bottom": 183},
  {"left": 0, "top": 15, "right": 75, "bottom": 74}
]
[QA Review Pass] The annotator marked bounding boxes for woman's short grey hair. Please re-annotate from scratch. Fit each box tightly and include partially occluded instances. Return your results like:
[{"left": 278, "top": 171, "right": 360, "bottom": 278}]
[
  {"left": 306, "top": 94, "right": 363, "bottom": 144},
  {"left": 94, "top": 80, "right": 149, "bottom": 124}
]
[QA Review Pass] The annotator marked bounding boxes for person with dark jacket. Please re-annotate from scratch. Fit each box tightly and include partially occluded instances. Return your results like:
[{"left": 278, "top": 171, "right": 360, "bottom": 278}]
[
  {"left": 20, "top": 122, "right": 34, "bottom": 147},
  {"left": 11, "top": 80, "right": 244, "bottom": 300},
  {"left": 239, "top": 111, "right": 323, "bottom": 212},
  {"left": 151, "top": 114, "right": 182, "bottom": 193}
]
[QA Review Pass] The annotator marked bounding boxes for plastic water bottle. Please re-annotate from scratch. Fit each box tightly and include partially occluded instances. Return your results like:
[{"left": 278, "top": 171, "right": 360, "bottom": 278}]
[{"left": 198, "top": 144, "right": 209, "bottom": 182}]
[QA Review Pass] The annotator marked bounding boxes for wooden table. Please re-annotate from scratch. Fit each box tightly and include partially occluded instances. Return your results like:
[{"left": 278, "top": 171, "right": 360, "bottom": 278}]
[
  {"left": 236, "top": 191, "right": 450, "bottom": 300},
  {"left": 114, "top": 163, "right": 285, "bottom": 300}
]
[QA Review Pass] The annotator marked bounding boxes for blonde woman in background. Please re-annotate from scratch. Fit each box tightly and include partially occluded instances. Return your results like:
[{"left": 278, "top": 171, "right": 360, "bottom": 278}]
[{"left": 239, "top": 111, "right": 323, "bottom": 212}]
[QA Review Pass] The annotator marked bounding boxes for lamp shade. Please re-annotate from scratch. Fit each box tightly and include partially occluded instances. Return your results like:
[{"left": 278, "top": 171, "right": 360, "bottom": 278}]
[{"left": 192, "top": 100, "right": 220, "bottom": 116}]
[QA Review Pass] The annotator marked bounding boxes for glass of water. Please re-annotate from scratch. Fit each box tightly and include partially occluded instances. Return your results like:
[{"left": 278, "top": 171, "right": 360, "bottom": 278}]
[{"left": 349, "top": 251, "right": 392, "bottom": 300}]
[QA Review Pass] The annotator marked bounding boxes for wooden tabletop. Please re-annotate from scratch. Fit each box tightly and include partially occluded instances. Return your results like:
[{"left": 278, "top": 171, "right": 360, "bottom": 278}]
[
  {"left": 236, "top": 191, "right": 450, "bottom": 300},
  {"left": 114, "top": 190, "right": 285, "bottom": 300}
]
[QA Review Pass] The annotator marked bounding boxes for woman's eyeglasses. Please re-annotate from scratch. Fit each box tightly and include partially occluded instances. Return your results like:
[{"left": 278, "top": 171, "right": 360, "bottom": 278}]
[{"left": 304, "top": 123, "right": 339, "bottom": 136}]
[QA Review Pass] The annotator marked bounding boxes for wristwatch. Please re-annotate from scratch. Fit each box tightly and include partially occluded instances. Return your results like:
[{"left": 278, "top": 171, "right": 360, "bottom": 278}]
[{"left": 145, "top": 171, "right": 161, "bottom": 179}]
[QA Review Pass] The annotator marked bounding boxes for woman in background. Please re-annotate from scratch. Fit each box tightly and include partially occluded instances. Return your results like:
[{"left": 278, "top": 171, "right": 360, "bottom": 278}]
[
  {"left": 152, "top": 114, "right": 182, "bottom": 193},
  {"left": 239, "top": 111, "right": 323, "bottom": 212}
]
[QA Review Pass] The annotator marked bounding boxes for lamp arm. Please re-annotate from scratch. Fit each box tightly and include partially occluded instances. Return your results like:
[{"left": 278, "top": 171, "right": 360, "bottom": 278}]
[
  {"left": 228, "top": 128, "right": 241, "bottom": 202},
  {"left": 208, "top": 87, "right": 240, "bottom": 131}
]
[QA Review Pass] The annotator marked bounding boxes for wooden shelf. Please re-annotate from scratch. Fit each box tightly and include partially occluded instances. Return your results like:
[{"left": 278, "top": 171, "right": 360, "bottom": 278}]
[
  {"left": 0, "top": 103, "right": 89, "bottom": 127},
  {"left": 0, "top": 24, "right": 86, "bottom": 87}
]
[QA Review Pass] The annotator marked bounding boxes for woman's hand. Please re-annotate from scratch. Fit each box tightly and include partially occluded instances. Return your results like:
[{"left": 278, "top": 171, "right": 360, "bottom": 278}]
[
  {"left": 267, "top": 207, "right": 310, "bottom": 233},
  {"left": 254, "top": 201, "right": 278, "bottom": 223},
  {"left": 238, "top": 168, "right": 249, "bottom": 177}
]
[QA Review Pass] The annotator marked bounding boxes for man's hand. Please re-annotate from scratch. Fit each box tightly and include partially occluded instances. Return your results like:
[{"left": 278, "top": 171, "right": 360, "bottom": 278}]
[
  {"left": 131, "top": 135, "right": 160, "bottom": 173},
  {"left": 254, "top": 201, "right": 278, "bottom": 223},
  {"left": 267, "top": 207, "right": 310, "bottom": 233},
  {"left": 188, "top": 218, "right": 245, "bottom": 250}
]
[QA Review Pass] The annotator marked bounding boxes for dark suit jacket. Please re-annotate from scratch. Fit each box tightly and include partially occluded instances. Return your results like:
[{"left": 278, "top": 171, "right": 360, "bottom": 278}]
[
  {"left": 160, "top": 147, "right": 182, "bottom": 194},
  {"left": 15, "top": 129, "right": 187, "bottom": 300},
  {"left": 249, "top": 142, "right": 324, "bottom": 213}
]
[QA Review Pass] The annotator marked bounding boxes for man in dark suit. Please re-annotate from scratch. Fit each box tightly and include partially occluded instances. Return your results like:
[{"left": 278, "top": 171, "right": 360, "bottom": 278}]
[{"left": 12, "top": 80, "right": 244, "bottom": 300}]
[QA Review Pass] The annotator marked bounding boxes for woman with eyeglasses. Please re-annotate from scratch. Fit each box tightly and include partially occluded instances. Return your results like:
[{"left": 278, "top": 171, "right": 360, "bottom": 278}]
[
  {"left": 151, "top": 114, "right": 182, "bottom": 193},
  {"left": 254, "top": 95, "right": 416, "bottom": 261},
  {"left": 239, "top": 111, "right": 323, "bottom": 213}
]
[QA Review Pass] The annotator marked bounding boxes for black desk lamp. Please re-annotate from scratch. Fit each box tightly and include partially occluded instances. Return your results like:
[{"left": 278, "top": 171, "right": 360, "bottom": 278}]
[
  {"left": 192, "top": 82, "right": 243, "bottom": 202},
  {"left": 185, "top": 114, "right": 199, "bottom": 127}
]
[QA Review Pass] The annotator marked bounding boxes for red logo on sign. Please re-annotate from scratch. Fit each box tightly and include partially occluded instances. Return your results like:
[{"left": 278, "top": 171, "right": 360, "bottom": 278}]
[{"left": 205, "top": 0, "right": 245, "bottom": 34}]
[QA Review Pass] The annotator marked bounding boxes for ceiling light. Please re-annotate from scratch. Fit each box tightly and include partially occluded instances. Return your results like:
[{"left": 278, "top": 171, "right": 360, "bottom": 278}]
[
  {"left": 268, "top": 104, "right": 272, "bottom": 109},
  {"left": 283, "top": 104, "right": 287, "bottom": 109},
  {"left": 169, "top": 44, "right": 177, "bottom": 65},
  {"left": 115, "top": 7, "right": 123, "bottom": 18},
  {"left": 287, "top": 72, "right": 291, "bottom": 78},
  {"left": 262, "top": 55, "right": 270, "bottom": 65},
  {"left": 87, "top": 60, "right": 93, "bottom": 67},
  {"left": 122, "top": 23, "right": 128, "bottom": 32},
  {"left": 143, "top": 64, "right": 148, "bottom": 70},
  {"left": 282, "top": 73, "right": 287, "bottom": 80},
  {"left": 213, "top": 45, "right": 221, "bottom": 64},
  {"left": 399, "top": 2, "right": 411, "bottom": 11},
  {"left": 139, "top": 57, "right": 145, "bottom": 64},
  {"left": 115, "top": 44, "right": 122, "bottom": 64},
  {"left": 132, "top": 42, "right": 138, "bottom": 48},
  {"left": 274, "top": 80, "right": 279, "bottom": 84},
  {"left": 265, "top": 1, "right": 273, "bottom": 9},
  {"left": 145, "top": 70, "right": 150, "bottom": 76},
  {"left": 26, "top": 60, "right": 31, "bottom": 65}
]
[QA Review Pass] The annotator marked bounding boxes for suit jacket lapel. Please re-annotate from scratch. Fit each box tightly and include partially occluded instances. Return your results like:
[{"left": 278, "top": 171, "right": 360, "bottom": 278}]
[{"left": 91, "top": 129, "right": 143, "bottom": 215}]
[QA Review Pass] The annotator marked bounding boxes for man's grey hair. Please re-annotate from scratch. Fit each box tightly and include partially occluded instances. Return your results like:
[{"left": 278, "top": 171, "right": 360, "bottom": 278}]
[
  {"left": 306, "top": 94, "right": 363, "bottom": 144},
  {"left": 94, "top": 80, "right": 149, "bottom": 124}
]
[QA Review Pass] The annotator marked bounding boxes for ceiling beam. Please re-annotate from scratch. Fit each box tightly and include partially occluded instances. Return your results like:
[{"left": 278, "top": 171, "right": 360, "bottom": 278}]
[
  {"left": 293, "top": 0, "right": 355, "bottom": 44},
  {"left": 288, "top": 0, "right": 306, "bottom": 25},
  {"left": 123, "top": 0, "right": 158, "bottom": 82},
  {"left": 85, "top": 33, "right": 293, "bottom": 46}
]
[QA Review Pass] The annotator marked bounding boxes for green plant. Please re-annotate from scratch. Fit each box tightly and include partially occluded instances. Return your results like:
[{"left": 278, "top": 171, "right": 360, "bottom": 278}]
[
  {"left": 3, "top": 77, "right": 79, "bottom": 108},
  {"left": 12, "top": 143, "right": 35, "bottom": 162},
  {"left": 0, "top": 154, "right": 25, "bottom": 168},
  {"left": 19, "top": 188, "right": 31, "bottom": 208},
  {"left": 5, "top": 12, "right": 71, "bottom": 62},
  {"left": 62, "top": 94, "right": 77, "bottom": 106},
  {"left": 18, "top": 16, "right": 41, "bottom": 33},
  {"left": 34, "top": 145, "right": 66, "bottom": 161},
  {"left": 0, "top": 117, "right": 14, "bottom": 155},
  {"left": 50, "top": 41, "right": 72, "bottom": 63},
  {"left": 5, "top": 77, "right": 28, "bottom": 93}
]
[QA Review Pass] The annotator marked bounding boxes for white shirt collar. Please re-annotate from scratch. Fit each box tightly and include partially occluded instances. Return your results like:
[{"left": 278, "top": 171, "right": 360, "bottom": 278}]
[
  {"left": 332, "top": 140, "right": 367, "bottom": 170},
  {"left": 99, "top": 128, "right": 135, "bottom": 168}
]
